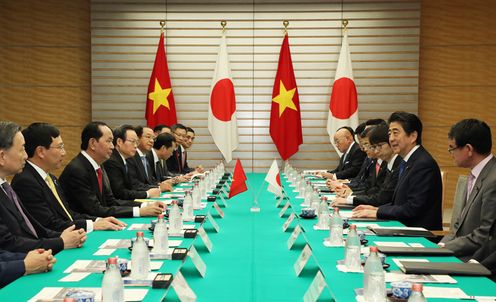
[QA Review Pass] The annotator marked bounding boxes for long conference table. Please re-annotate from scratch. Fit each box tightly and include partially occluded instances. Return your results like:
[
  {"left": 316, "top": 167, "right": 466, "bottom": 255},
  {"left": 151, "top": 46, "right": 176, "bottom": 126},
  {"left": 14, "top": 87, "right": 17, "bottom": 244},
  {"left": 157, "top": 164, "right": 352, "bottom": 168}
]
[{"left": 0, "top": 173, "right": 495, "bottom": 301}]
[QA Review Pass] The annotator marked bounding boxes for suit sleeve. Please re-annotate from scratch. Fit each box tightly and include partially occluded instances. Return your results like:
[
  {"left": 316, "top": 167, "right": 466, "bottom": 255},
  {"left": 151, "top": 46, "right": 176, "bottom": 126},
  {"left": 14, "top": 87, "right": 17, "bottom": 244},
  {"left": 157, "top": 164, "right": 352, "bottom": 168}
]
[
  {"left": 376, "top": 159, "right": 437, "bottom": 222},
  {"left": 443, "top": 180, "right": 496, "bottom": 257},
  {"left": 103, "top": 160, "right": 147, "bottom": 200},
  {"left": 0, "top": 250, "right": 26, "bottom": 288},
  {"left": 334, "top": 150, "right": 366, "bottom": 180}
]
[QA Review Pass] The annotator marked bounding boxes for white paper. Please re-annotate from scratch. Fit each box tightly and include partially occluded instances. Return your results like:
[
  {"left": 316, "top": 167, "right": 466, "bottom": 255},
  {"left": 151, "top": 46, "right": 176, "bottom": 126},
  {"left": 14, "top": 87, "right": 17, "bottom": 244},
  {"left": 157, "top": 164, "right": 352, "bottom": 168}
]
[
  {"left": 127, "top": 224, "right": 151, "bottom": 231},
  {"left": 197, "top": 226, "right": 213, "bottom": 252},
  {"left": 303, "top": 270, "right": 327, "bottom": 302},
  {"left": 336, "top": 264, "right": 363, "bottom": 273},
  {"left": 28, "top": 287, "right": 148, "bottom": 302},
  {"left": 373, "top": 226, "right": 428, "bottom": 231},
  {"left": 339, "top": 211, "right": 353, "bottom": 219},
  {"left": 385, "top": 271, "right": 457, "bottom": 284},
  {"left": 422, "top": 286, "right": 469, "bottom": 299},
  {"left": 188, "top": 246, "right": 207, "bottom": 278},
  {"left": 93, "top": 248, "right": 115, "bottom": 256},
  {"left": 171, "top": 271, "right": 197, "bottom": 302},
  {"left": 408, "top": 242, "right": 425, "bottom": 247},
  {"left": 323, "top": 239, "right": 344, "bottom": 247},
  {"left": 122, "top": 272, "right": 157, "bottom": 282},
  {"left": 162, "top": 193, "right": 184, "bottom": 198},
  {"left": 127, "top": 261, "right": 163, "bottom": 271},
  {"left": 58, "top": 272, "right": 91, "bottom": 282},
  {"left": 374, "top": 241, "right": 410, "bottom": 247}
]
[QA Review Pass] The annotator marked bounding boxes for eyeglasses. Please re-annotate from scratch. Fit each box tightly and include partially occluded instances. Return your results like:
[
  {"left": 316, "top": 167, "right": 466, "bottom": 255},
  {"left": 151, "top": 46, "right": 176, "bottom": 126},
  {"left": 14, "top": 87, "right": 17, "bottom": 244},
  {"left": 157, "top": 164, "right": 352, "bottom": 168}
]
[
  {"left": 174, "top": 132, "right": 187, "bottom": 139},
  {"left": 448, "top": 146, "right": 461, "bottom": 154},
  {"left": 49, "top": 144, "right": 65, "bottom": 151},
  {"left": 125, "top": 139, "right": 139, "bottom": 146},
  {"left": 370, "top": 142, "right": 387, "bottom": 151}
]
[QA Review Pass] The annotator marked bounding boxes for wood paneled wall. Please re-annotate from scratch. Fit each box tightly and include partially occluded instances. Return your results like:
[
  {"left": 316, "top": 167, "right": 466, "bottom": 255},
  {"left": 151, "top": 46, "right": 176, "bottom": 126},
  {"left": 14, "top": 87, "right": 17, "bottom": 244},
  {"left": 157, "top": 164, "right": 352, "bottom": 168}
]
[
  {"left": 419, "top": 0, "right": 496, "bottom": 216},
  {"left": 0, "top": 0, "right": 91, "bottom": 175}
]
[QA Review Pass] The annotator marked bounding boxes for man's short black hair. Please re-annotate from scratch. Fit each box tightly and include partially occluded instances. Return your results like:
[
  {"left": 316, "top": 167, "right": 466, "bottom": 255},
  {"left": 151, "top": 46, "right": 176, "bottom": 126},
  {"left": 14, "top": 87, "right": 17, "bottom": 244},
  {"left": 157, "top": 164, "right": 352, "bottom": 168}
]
[
  {"left": 369, "top": 124, "right": 390, "bottom": 145},
  {"left": 448, "top": 119, "right": 492, "bottom": 155},
  {"left": 366, "top": 118, "right": 387, "bottom": 127},
  {"left": 355, "top": 122, "right": 366, "bottom": 137},
  {"left": 23, "top": 123, "right": 60, "bottom": 158},
  {"left": 359, "top": 126, "right": 375, "bottom": 139},
  {"left": 113, "top": 124, "right": 135, "bottom": 145},
  {"left": 171, "top": 123, "right": 187, "bottom": 133},
  {"left": 153, "top": 124, "right": 170, "bottom": 133},
  {"left": 81, "top": 121, "right": 108, "bottom": 150},
  {"left": 388, "top": 111, "right": 423, "bottom": 145},
  {"left": 186, "top": 127, "right": 195, "bottom": 134},
  {"left": 154, "top": 133, "right": 175, "bottom": 150}
]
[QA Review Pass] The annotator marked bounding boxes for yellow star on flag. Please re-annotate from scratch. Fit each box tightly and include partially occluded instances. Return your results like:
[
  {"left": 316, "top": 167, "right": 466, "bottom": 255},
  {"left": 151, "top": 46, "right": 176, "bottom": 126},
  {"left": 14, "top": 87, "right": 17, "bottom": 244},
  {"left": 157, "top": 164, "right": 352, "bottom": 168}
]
[
  {"left": 272, "top": 80, "right": 297, "bottom": 117},
  {"left": 148, "top": 78, "right": 171, "bottom": 114}
]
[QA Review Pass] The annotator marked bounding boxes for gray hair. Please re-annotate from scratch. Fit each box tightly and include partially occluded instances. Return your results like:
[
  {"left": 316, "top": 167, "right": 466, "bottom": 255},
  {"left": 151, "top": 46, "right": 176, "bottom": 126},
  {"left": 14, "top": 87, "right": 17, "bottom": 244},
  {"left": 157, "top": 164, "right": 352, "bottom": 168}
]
[{"left": 0, "top": 121, "right": 21, "bottom": 150}]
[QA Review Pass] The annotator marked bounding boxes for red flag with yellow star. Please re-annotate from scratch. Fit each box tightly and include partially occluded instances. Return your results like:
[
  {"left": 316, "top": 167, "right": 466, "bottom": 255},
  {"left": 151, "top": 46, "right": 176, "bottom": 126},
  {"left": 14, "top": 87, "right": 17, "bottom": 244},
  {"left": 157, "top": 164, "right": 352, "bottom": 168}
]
[
  {"left": 145, "top": 32, "right": 177, "bottom": 128},
  {"left": 228, "top": 159, "right": 247, "bottom": 199},
  {"left": 270, "top": 34, "right": 303, "bottom": 160}
]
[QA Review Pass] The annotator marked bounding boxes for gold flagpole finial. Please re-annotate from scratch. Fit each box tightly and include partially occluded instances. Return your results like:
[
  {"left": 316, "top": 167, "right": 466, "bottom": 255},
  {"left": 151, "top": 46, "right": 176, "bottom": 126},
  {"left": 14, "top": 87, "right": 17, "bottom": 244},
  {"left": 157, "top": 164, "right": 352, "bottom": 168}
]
[
  {"left": 160, "top": 21, "right": 166, "bottom": 33},
  {"left": 283, "top": 20, "right": 289, "bottom": 35},
  {"left": 342, "top": 19, "right": 348, "bottom": 32},
  {"left": 221, "top": 20, "right": 227, "bottom": 33}
]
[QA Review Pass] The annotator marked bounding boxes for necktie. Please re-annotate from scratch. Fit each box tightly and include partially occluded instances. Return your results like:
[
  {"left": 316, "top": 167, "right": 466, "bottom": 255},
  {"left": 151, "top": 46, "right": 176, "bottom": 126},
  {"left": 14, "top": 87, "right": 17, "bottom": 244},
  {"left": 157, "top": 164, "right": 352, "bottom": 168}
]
[
  {"left": 45, "top": 175, "right": 73, "bottom": 221},
  {"left": 182, "top": 150, "right": 186, "bottom": 168},
  {"left": 156, "top": 161, "right": 163, "bottom": 181},
  {"left": 96, "top": 168, "right": 103, "bottom": 194},
  {"left": 1, "top": 182, "right": 38, "bottom": 238},
  {"left": 124, "top": 161, "right": 128, "bottom": 174},
  {"left": 375, "top": 161, "right": 381, "bottom": 176},
  {"left": 140, "top": 155, "right": 149, "bottom": 179},
  {"left": 176, "top": 151, "right": 182, "bottom": 173},
  {"left": 398, "top": 159, "right": 407, "bottom": 179}
]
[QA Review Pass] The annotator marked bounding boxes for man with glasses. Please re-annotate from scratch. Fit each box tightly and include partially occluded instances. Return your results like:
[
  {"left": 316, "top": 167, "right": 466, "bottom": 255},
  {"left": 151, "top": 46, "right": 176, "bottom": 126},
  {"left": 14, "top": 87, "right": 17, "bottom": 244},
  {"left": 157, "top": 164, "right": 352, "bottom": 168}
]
[
  {"left": 12, "top": 123, "right": 125, "bottom": 233},
  {"left": 103, "top": 125, "right": 161, "bottom": 201},
  {"left": 439, "top": 119, "right": 496, "bottom": 260},
  {"left": 59, "top": 122, "right": 165, "bottom": 218},
  {"left": 320, "top": 126, "right": 366, "bottom": 181}
]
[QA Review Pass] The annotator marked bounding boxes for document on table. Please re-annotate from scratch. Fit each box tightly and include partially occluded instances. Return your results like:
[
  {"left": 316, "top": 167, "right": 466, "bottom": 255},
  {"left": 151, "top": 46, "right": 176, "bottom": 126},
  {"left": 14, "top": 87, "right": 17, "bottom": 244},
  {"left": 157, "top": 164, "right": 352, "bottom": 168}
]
[
  {"left": 28, "top": 287, "right": 148, "bottom": 302},
  {"left": 98, "top": 239, "right": 182, "bottom": 249},
  {"left": 64, "top": 260, "right": 164, "bottom": 273},
  {"left": 385, "top": 271, "right": 457, "bottom": 284}
]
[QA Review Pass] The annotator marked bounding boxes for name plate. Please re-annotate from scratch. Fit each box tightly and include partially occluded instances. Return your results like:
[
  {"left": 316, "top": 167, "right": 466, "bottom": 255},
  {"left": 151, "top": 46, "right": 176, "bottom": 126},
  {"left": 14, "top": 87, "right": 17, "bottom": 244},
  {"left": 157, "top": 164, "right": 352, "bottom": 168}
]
[
  {"left": 197, "top": 226, "right": 213, "bottom": 252},
  {"left": 221, "top": 187, "right": 229, "bottom": 197},
  {"left": 171, "top": 271, "right": 197, "bottom": 302},
  {"left": 287, "top": 225, "right": 303, "bottom": 249},
  {"left": 206, "top": 212, "right": 220, "bottom": 233},
  {"left": 294, "top": 244, "right": 312, "bottom": 276},
  {"left": 303, "top": 270, "right": 327, "bottom": 302},
  {"left": 275, "top": 196, "right": 283, "bottom": 208},
  {"left": 218, "top": 193, "right": 228, "bottom": 207},
  {"left": 188, "top": 245, "right": 207, "bottom": 278},
  {"left": 282, "top": 212, "right": 296, "bottom": 232},
  {"left": 279, "top": 202, "right": 291, "bottom": 217},
  {"left": 212, "top": 202, "right": 225, "bottom": 218}
]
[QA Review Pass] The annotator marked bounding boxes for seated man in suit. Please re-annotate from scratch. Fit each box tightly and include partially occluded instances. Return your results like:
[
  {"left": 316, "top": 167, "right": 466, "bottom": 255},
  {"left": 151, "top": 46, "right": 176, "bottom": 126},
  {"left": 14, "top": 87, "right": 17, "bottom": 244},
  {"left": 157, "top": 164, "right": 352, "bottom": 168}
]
[
  {"left": 59, "top": 122, "right": 165, "bottom": 218},
  {"left": 0, "top": 248, "right": 56, "bottom": 288},
  {"left": 320, "top": 126, "right": 366, "bottom": 180},
  {"left": 0, "top": 121, "right": 86, "bottom": 254},
  {"left": 129, "top": 125, "right": 172, "bottom": 192},
  {"left": 332, "top": 124, "right": 401, "bottom": 207},
  {"left": 167, "top": 124, "right": 203, "bottom": 175},
  {"left": 439, "top": 119, "right": 496, "bottom": 260},
  {"left": 472, "top": 220, "right": 496, "bottom": 281},
  {"left": 13, "top": 123, "right": 126, "bottom": 232},
  {"left": 147, "top": 133, "right": 185, "bottom": 183},
  {"left": 352, "top": 111, "right": 443, "bottom": 230},
  {"left": 104, "top": 125, "right": 161, "bottom": 201}
]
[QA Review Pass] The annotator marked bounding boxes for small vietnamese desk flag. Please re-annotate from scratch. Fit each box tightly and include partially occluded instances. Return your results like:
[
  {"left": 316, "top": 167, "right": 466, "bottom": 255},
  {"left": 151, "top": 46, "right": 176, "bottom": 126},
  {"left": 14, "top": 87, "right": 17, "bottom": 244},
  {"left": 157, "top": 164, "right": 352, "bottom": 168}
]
[
  {"left": 326, "top": 29, "right": 359, "bottom": 153},
  {"left": 228, "top": 159, "right": 247, "bottom": 199},
  {"left": 145, "top": 31, "right": 177, "bottom": 129},
  {"left": 208, "top": 33, "right": 239, "bottom": 163},
  {"left": 265, "top": 159, "right": 283, "bottom": 197},
  {"left": 270, "top": 33, "right": 303, "bottom": 161}
]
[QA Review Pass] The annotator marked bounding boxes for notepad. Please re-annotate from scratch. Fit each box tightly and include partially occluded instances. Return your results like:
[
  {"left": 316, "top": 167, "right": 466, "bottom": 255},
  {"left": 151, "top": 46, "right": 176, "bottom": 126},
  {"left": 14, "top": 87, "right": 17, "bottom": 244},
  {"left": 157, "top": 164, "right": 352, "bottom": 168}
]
[{"left": 399, "top": 261, "right": 491, "bottom": 276}]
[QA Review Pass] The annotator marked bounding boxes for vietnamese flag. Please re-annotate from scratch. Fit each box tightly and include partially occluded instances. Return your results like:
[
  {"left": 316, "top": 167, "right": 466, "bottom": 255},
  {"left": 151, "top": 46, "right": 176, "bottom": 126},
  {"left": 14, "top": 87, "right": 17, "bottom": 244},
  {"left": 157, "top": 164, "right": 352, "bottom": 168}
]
[
  {"left": 228, "top": 159, "right": 247, "bottom": 199},
  {"left": 145, "top": 32, "right": 177, "bottom": 128},
  {"left": 270, "top": 34, "right": 303, "bottom": 161},
  {"left": 326, "top": 30, "right": 359, "bottom": 153}
]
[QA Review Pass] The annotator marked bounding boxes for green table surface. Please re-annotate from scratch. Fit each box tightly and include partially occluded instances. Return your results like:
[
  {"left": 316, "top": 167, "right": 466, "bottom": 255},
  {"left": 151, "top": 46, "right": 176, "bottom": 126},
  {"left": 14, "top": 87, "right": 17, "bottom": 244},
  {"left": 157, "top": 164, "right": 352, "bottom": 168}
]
[{"left": 0, "top": 173, "right": 494, "bottom": 301}]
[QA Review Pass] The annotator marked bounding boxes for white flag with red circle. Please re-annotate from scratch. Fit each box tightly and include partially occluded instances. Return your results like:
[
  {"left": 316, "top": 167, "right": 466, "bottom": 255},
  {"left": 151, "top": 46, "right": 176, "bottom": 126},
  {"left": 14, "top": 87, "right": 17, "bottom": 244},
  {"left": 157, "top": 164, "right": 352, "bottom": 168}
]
[
  {"left": 326, "top": 30, "right": 359, "bottom": 153},
  {"left": 265, "top": 159, "right": 283, "bottom": 197},
  {"left": 208, "top": 34, "right": 239, "bottom": 163}
]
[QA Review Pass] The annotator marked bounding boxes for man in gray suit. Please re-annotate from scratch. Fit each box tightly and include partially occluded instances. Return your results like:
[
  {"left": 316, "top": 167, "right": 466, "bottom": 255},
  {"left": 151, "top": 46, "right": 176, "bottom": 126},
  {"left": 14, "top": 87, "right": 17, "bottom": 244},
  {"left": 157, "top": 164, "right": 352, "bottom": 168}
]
[{"left": 440, "top": 119, "right": 496, "bottom": 261}]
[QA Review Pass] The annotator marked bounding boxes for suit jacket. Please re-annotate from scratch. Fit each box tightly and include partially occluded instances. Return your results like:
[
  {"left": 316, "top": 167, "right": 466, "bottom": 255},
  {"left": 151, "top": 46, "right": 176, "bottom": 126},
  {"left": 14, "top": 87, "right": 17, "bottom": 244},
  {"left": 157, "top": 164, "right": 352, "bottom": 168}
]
[
  {"left": 329, "top": 142, "right": 366, "bottom": 180},
  {"left": 103, "top": 150, "right": 148, "bottom": 200},
  {"left": 441, "top": 156, "right": 496, "bottom": 260},
  {"left": 0, "top": 186, "right": 64, "bottom": 254},
  {"left": 377, "top": 146, "right": 443, "bottom": 230},
  {"left": 0, "top": 250, "right": 26, "bottom": 288},
  {"left": 11, "top": 163, "right": 94, "bottom": 232},
  {"left": 59, "top": 153, "right": 142, "bottom": 218},
  {"left": 166, "top": 146, "right": 193, "bottom": 175},
  {"left": 146, "top": 150, "right": 173, "bottom": 182},
  {"left": 473, "top": 220, "right": 496, "bottom": 280},
  {"left": 353, "top": 155, "right": 402, "bottom": 207},
  {"left": 129, "top": 152, "right": 157, "bottom": 187},
  {"left": 347, "top": 157, "right": 375, "bottom": 191}
]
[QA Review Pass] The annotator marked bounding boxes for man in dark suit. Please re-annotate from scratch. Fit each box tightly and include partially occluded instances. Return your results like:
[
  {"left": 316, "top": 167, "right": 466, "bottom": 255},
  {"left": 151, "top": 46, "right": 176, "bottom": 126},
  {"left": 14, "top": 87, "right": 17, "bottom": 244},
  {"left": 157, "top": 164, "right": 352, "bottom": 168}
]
[
  {"left": 0, "top": 121, "right": 85, "bottom": 254},
  {"left": 333, "top": 124, "right": 401, "bottom": 207},
  {"left": 440, "top": 119, "right": 496, "bottom": 260},
  {"left": 104, "top": 125, "right": 161, "bottom": 201},
  {"left": 128, "top": 125, "right": 172, "bottom": 192},
  {"left": 353, "top": 112, "right": 443, "bottom": 230},
  {"left": 320, "top": 126, "right": 366, "bottom": 181},
  {"left": 167, "top": 124, "right": 204, "bottom": 175},
  {"left": 148, "top": 132, "right": 179, "bottom": 182},
  {"left": 12, "top": 123, "right": 125, "bottom": 233},
  {"left": 0, "top": 249, "right": 56, "bottom": 288},
  {"left": 59, "top": 122, "right": 165, "bottom": 218},
  {"left": 473, "top": 220, "right": 496, "bottom": 281}
]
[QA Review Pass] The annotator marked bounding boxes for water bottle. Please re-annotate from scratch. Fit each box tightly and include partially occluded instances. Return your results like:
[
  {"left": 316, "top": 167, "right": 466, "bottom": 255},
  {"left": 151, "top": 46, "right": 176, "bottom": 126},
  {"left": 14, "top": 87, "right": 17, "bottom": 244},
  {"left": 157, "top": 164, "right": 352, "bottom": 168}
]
[
  {"left": 130, "top": 232, "right": 150, "bottom": 280},
  {"left": 310, "top": 188, "right": 320, "bottom": 211},
  {"left": 407, "top": 284, "right": 427, "bottom": 302},
  {"left": 192, "top": 183, "right": 201, "bottom": 209},
  {"left": 344, "top": 225, "right": 361, "bottom": 271},
  {"left": 151, "top": 214, "right": 168, "bottom": 254},
  {"left": 328, "top": 207, "right": 344, "bottom": 245},
  {"left": 317, "top": 197, "right": 330, "bottom": 228},
  {"left": 169, "top": 200, "right": 183, "bottom": 234},
  {"left": 182, "top": 190, "right": 194, "bottom": 220},
  {"left": 102, "top": 257, "right": 124, "bottom": 302},
  {"left": 364, "top": 246, "right": 386, "bottom": 302}
]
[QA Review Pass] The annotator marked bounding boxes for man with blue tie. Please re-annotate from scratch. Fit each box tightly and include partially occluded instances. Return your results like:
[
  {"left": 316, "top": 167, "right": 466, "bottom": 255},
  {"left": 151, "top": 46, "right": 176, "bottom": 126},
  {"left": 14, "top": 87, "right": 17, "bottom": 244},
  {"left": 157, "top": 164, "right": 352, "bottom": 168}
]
[{"left": 352, "top": 112, "right": 443, "bottom": 230}]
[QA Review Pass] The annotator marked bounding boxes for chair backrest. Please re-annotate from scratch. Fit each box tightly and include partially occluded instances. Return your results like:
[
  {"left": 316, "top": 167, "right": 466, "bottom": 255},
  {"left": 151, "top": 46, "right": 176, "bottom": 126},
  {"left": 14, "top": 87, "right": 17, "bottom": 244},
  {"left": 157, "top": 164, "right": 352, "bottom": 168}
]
[
  {"left": 450, "top": 175, "right": 468, "bottom": 230},
  {"left": 440, "top": 170, "right": 448, "bottom": 227}
]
